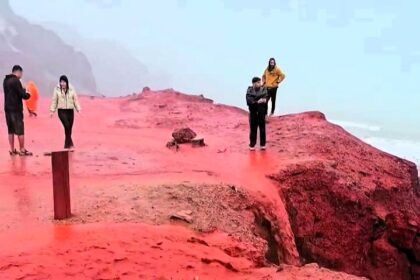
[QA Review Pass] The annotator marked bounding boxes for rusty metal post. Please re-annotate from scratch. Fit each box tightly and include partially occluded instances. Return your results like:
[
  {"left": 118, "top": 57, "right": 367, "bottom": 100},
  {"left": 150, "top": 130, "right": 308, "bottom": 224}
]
[{"left": 51, "top": 151, "right": 71, "bottom": 219}]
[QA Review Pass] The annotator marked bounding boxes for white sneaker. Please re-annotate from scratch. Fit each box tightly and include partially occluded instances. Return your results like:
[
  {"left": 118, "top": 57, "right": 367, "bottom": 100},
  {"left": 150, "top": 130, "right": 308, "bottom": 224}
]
[
  {"left": 260, "top": 146, "right": 266, "bottom": 150},
  {"left": 249, "top": 146, "right": 256, "bottom": 151}
]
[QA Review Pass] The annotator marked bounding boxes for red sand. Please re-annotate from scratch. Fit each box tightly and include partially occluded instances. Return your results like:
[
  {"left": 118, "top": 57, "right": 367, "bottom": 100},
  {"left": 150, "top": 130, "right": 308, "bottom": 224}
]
[{"left": 0, "top": 90, "right": 410, "bottom": 279}]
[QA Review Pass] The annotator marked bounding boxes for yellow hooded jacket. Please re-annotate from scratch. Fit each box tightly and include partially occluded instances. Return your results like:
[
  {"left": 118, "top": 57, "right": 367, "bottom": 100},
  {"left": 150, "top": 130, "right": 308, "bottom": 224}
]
[{"left": 262, "top": 66, "right": 285, "bottom": 88}]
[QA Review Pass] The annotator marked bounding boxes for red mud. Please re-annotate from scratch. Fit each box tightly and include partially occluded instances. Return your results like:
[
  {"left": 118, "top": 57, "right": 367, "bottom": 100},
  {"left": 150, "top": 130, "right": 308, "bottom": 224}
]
[{"left": 0, "top": 89, "right": 416, "bottom": 279}]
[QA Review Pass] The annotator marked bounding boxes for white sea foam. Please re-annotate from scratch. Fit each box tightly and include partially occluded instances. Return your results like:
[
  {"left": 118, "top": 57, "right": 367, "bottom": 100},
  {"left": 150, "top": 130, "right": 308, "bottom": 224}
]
[
  {"left": 332, "top": 119, "right": 419, "bottom": 166},
  {"left": 330, "top": 119, "right": 381, "bottom": 132},
  {"left": 364, "top": 137, "right": 420, "bottom": 165}
]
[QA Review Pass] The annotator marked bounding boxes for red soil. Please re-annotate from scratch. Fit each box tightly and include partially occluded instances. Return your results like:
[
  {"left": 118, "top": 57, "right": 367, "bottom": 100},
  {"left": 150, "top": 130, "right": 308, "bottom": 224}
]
[{"left": 0, "top": 89, "right": 416, "bottom": 279}]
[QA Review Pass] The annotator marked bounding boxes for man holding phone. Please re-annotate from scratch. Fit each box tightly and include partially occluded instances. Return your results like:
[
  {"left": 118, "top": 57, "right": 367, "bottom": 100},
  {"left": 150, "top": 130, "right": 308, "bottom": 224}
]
[
  {"left": 246, "top": 77, "right": 268, "bottom": 151},
  {"left": 3, "top": 65, "right": 32, "bottom": 156}
]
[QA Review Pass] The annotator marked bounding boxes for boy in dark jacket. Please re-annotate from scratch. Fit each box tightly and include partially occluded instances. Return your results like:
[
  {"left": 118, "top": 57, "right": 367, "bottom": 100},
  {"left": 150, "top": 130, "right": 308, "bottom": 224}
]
[
  {"left": 246, "top": 77, "right": 268, "bottom": 150},
  {"left": 3, "top": 65, "right": 32, "bottom": 156}
]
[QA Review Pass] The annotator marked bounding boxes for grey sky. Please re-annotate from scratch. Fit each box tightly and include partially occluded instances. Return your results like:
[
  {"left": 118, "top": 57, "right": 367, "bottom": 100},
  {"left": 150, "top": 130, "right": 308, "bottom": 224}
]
[{"left": 9, "top": 0, "right": 420, "bottom": 140}]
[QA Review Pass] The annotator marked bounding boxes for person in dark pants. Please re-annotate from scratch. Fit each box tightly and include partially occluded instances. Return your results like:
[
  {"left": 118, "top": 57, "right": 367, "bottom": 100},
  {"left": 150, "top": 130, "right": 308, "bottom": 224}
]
[
  {"left": 262, "top": 58, "right": 285, "bottom": 119},
  {"left": 246, "top": 77, "right": 268, "bottom": 151},
  {"left": 3, "top": 65, "right": 32, "bottom": 156},
  {"left": 50, "top": 75, "right": 81, "bottom": 149}
]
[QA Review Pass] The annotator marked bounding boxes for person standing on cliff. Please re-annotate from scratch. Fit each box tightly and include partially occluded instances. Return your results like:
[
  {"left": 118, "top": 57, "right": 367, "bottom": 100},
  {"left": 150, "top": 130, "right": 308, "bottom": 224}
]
[
  {"left": 3, "top": 65, "right": 32, "bottom": 156},
  {"left": 246, "top": 77, "right": 268, "bottom": 151},
  {"left": 50, "top": 75, "right": 81, "bottom": 149},
  {"left": 262, "top": 58, "right": 285, "bottom": 119}
]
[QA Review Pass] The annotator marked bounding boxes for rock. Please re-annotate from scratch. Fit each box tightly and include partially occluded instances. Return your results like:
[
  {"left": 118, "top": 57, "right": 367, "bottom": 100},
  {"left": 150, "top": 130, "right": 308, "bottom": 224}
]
[
  {"left": 366, "top": 238, "right": 412, "bottom": 280},
  {"left": 170, "top": 210, "right": 193, "bottom": 224},
  {"left": 223, "top": 245, "right": 247, "bottom": 258},
  {"left": 191, "top": 138, "right": 205, "bottom": 147},
  {"left": 172, "top": 128, "right": 197, "bottom": 144},
  {"left": 201, "top": 258, "right": 239, "bottom": 272},
  {"left": 414, "top": 235, "right": 420, "bottom": 262},
  {"left": 166, "top": 140, "right": 179, "bottom": 151},
  {"left": 412, "top": 264, "right": 420, "bottom": 280},
  {"left": 385, "top": 212, "right": 418, "bottom": 251},
  {"left": 142, "top": 86, "right": 151, "bottom": 93},
  {"left": 305, "top": 263, "right": 320, "bottom": 269},
  {"left": 187, "top": 237, "right": 209, "bottom": 247}
]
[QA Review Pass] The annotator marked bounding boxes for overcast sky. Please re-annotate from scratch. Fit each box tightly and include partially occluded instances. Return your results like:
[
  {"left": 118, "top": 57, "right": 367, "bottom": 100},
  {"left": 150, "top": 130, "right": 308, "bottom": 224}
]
[{"left": 10, "top": 0, "right": 420, "bottom": 140}]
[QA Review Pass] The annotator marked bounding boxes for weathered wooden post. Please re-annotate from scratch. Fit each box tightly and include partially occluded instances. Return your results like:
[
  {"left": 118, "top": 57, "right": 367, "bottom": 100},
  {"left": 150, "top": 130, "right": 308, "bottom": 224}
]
[{"left": 51, "top": 151, "right": 71, "bottom": 219}]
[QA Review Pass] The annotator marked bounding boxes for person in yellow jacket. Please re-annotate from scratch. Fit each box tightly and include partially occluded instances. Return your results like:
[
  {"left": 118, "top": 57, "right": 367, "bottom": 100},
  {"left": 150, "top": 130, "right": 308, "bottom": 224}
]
[
  {"left": 262, "top": 58, "right": 285, "bottom": 117},
  {"left": 50, "top": 75, "right": 81, "bottom": 149}
]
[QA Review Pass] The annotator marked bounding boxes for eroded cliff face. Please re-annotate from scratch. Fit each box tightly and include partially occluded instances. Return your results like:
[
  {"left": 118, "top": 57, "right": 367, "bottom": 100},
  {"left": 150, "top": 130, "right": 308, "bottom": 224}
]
[
  {"left": 0, "top": 0, "right": 97, "bottom": 95},
  {"left": 268, "top": 112, "right": 419, "bottom": 280}
]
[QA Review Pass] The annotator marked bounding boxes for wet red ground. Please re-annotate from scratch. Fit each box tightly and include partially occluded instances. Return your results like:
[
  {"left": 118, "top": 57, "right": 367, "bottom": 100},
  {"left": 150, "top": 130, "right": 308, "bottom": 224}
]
[{"left": 0, "top": 90, "right": 370, "bottom": 279}]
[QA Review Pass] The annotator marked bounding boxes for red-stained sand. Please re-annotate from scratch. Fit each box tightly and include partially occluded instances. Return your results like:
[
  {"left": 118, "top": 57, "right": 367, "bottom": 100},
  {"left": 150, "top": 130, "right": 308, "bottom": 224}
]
[{"left": 0, "top": 89, "right": 415, "bottom": 279}]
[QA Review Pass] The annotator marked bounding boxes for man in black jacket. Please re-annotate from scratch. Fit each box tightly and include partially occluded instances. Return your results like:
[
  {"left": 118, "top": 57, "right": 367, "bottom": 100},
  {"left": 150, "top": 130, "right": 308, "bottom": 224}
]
[
  {"left": 246, "top": 77, "right": 268, "bottom": 151},
  {"left": 3, "top": 65, "right": 32, "bottom": 156}
]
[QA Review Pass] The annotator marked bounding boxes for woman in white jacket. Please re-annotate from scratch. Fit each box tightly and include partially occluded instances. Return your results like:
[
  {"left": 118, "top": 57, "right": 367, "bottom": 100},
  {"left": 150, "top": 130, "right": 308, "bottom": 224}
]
[{"left": 50, "top": 75, "right": 81, "bottom": 149}]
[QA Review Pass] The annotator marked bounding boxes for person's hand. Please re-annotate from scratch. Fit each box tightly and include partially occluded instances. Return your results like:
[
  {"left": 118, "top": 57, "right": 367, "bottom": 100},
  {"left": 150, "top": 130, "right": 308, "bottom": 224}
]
[
  {"left": 258, "top": 98, "right": 266, "bottom": 104},
  {"left": 50, "top": 112, "right": 54, "bottom": 118}
]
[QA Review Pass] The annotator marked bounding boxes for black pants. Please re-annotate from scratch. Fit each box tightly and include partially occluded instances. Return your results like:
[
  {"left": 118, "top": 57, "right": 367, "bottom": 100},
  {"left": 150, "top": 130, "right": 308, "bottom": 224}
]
[
  {"left": 58, "top": 109, "right": 74, "bottom": 149},
  {"left": 266, "top": 87, "right": 278, "bottom": 115},
  {"left": 249, "top": 106, "right": 266, "bottom": 147}
]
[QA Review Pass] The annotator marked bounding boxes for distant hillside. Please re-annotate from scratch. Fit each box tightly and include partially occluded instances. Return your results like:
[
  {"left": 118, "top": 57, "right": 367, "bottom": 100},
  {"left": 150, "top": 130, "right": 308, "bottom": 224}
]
[
  {"left": 0, "top": 0, "right": 97, "bottom": 96},
  {"left": 41, "top": 22, "right": 171, "bottom": 96}
]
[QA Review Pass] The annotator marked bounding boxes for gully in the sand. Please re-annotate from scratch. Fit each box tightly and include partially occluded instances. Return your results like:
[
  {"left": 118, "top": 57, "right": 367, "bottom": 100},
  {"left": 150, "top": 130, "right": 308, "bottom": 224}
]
[
  {"left": 246, "top": 77, "right": 267, "bottom": 151},
  {"left": 50, "top": 75, "right": 81, "bottom": 150},
  {"left": 3, "top": 65, "right": 33, "bottom": 156}
]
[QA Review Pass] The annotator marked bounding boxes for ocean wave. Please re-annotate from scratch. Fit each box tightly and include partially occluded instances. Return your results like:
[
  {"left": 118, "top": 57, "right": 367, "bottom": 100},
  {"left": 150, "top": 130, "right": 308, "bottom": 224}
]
[
  {"left": 330, "top": 120, "right": 381, "bottom": 132},
  {"left": 364, "top": 137, "right": 420, "bottom": 165}
]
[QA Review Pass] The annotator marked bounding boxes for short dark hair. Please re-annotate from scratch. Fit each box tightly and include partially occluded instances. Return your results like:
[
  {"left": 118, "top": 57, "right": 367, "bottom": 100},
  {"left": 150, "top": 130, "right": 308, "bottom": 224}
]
[
  {"left": 252, "top": 77, "right": 261, "bottom": 84},
  {"left": 12, "top": 65, "right": 23, "bottom": 72}
]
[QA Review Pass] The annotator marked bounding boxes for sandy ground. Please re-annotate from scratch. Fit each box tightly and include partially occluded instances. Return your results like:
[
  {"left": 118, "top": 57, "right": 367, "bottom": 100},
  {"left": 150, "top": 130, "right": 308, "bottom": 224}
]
[{"left": 0, "top": 91, "right": 369, "bottom": 279}]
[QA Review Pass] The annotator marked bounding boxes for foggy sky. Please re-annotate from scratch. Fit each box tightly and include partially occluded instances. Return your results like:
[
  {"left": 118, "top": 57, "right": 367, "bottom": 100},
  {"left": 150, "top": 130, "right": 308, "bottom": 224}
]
[{"left": 9, "top": 0, "right": 420, "bottom": 139}]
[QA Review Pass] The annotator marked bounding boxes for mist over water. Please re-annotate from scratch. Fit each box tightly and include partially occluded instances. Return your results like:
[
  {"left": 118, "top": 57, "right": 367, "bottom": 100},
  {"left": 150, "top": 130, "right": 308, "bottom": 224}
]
[{"left": 331, "top": 120, "right": 420, "bottom": 165}]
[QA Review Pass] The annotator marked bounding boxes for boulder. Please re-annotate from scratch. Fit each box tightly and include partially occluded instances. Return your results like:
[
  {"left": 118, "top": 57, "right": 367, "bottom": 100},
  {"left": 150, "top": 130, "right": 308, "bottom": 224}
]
[{"left": 172, "top": 128, "right": 197, "bottom": 144}]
